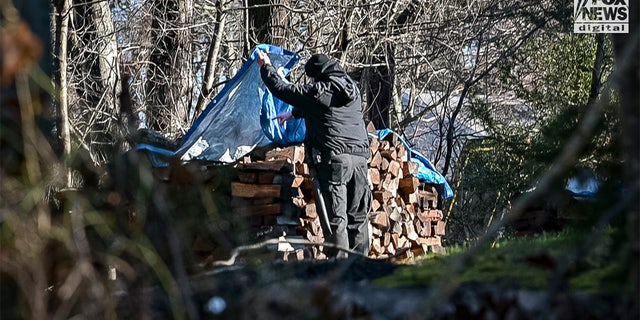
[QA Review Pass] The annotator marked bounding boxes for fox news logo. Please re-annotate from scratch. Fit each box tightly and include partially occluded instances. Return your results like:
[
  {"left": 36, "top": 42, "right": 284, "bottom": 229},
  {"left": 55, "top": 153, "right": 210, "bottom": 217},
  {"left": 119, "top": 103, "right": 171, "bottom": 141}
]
[{"left": 574, "top": 0, "right": 628, "bottom": 33}]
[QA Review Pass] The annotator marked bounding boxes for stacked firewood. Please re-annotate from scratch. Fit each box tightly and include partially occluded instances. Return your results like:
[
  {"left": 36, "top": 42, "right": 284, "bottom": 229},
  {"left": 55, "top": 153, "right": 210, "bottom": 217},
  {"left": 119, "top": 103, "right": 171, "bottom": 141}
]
[
  {"left": 230, "top": 158, "right": 296, "bottom": 230},
  {"left": 364, "top": 132, "right": 446, "bottom": 259},
  {"left": 229, "top": 133, "right": 446, "bottom": 260}
]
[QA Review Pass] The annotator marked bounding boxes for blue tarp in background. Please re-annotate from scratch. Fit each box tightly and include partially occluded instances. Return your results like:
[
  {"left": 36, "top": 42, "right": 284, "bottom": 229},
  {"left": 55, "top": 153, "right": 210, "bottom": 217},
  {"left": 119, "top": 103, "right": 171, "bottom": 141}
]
[{"left": 136, "top": 44, "right": 452, "bottom": 198}]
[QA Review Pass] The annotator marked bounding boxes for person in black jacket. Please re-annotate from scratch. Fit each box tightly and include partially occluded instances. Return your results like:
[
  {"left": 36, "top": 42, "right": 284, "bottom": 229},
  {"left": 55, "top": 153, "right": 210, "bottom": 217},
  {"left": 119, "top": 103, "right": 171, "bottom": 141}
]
[{"left": 257, "top": 51, "right": 371, "bottom": 258}]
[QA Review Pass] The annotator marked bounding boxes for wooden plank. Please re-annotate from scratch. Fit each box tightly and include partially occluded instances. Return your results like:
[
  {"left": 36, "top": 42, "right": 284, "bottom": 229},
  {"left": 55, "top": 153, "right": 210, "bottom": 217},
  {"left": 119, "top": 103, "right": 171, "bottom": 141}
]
[
  {"left": 291, "top": 176, "right": 305, "bottom": 188},
  {"left": 380, "top": 157, "right": 390, "bottom": 171},
  {"left": 257, "top": 171, "right": 282, "bottom": 184},
  {"left": 236, "top": 171, "right": 257, "bottom": 183},
  {"left": 369, "top": 138, "right": 380, "bottom": 154},
  {"left": 295, "top": 162, "right": 310, "bottom": 176},
  {"left": 396, "top": 143, "right": 408, "bottom": 162},
  {"left": 233, "top": 203, "right": 281, "bottom": 216},
  {"left": 388, "top": 160, "right": 402, "bottom": 178},
  {"left": 370, "top": 210, "right": 390, "bottom": 229},
  {"left": 368, "top": 168, "right": 381, "bottom": 186},
  {"left": 371, "top": 199, "right": 381, "bottom": 212},
  {"left": 231, "top": 182, "right": 281, "bottom": 198},
  {"left": 380, "top": 148, "right": 398, "bottom": 161},
  {"left": 366, "top": 121, "right": 377, "bottom": 135},
  {"left": 418, "top": 236, "right": 441, "bottom": 246},
  {"left": 253, "top": 197, "right": 279, "bottom": 205},
  {"left": 265, "top": 145, "right": 305, "bottom": 163},
  {"left": 398, "top": 177, "right": 420, "bottom": 195},
  {"left": 371, "top": 238, "right": 384, "bottom": 255},
  {"left": 236, "top": 159, "right": 293, "bottom": 172},
  {"left": 416, "top": 209, "right": 443, "bottom": 222},
  {"left": 370, "top": 152, "right": 382, "bottom": 169},
  {"left": 381, "top": 174, "right": 398, "bottom": 197},
  {"left": 402, "top": 161, "right": 420, "bottom": 176},
  {"left": 391, "top": 232, "right": 399, "bottom": 248},
  {"left": 434, "top": 220, "right": 446, "bottom": 236},
  {"left": 304, "top": 202, "right": 318, "bottom": 219},
  {"left": 373, "top": 190, "right": 393, "bottom": 204}
]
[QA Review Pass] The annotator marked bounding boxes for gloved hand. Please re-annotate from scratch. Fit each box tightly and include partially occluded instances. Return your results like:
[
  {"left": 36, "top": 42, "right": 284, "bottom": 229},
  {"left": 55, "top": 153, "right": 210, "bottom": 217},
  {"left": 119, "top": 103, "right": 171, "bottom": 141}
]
[
  {"left": 257, "top": 50, "right": 271, "bottom": 66},
  {"left": 272, "top": 111, "right": 293, "bottom": 126}
]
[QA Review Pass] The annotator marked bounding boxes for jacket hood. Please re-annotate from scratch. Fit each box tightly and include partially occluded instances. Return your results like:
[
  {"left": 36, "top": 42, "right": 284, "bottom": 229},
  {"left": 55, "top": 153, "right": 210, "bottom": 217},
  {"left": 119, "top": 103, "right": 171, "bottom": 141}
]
[
  {"left": 305, "top": 54, "right": 358, "bottom": 101},
  {"left": 304, "top": 54, "right": 347, "bottom": 80}
]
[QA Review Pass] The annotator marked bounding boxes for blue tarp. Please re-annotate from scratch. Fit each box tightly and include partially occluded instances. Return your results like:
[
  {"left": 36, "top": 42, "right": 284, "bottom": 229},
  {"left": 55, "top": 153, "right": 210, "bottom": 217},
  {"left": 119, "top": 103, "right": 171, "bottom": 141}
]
[
  {"left": 376, "top": 129, "right": 454, "bottom": 199},
  {"left": 176, "top": 44, "right": 305, "bottom": 162},
  {"left": 566, "top": 172, "right": 599, "bottom": 199},
  {"left": 137, "top": 44, "right": 305, "bottom": 165}
]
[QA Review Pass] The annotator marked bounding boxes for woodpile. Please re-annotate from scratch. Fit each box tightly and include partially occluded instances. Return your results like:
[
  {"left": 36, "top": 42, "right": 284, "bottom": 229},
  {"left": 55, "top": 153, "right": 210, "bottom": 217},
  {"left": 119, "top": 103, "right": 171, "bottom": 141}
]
[{"left": 229, "top": 132, "right": 446, "bottom": 261}]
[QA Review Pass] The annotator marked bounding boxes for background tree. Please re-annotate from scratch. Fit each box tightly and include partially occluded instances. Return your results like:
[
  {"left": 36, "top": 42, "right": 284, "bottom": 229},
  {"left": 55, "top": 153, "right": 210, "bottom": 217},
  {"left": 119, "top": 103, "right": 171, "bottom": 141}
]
[
  {"left": 145, "top": 0, "right": 194, "bottom": 138},
  {"left": 445, "top": 30, "right": 618, "bottom": 243}
]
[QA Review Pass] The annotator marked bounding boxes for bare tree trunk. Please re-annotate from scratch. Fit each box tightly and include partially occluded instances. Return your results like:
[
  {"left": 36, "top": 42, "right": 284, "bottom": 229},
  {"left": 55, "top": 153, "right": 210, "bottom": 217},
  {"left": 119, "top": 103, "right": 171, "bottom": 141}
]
[
  {"left": 588, "top": 33, "right": 605, "bottom": 106},
  {"left": 243, "top": 0, "right": 251, "bottom": 56},
  {"left": 57, "top": 0, "right": 72, "bottom": 187},
  {"left": 442, "top": 84, "right": 469, "bottom": 176},
  {"left": 366, "top": 50, "right": 394, "bottom": 130},
  {"left": 247, "top": 0, "right": 290, "bottom": 48},
  {"left": 147, "top": 0, "right": 193, "bottom": 138},
  {"left": 91, "top": 0, "right": 121, "bottom": 117},
  {"left": 195, "top": 0, "right": 227, "bottom": 115}
]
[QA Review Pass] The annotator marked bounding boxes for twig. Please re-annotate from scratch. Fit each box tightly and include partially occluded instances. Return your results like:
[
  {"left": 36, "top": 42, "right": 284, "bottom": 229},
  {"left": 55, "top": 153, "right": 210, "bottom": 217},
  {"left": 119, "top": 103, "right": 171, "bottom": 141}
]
[{"left": 210, "top": 238, "right": 370, "bottom": 267}]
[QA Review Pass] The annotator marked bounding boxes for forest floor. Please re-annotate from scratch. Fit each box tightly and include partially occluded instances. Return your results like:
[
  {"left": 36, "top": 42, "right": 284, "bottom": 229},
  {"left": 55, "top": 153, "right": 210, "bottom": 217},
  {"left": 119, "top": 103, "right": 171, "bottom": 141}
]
[{"left": 113, "top": 227, "right": 635, "bottom": 319}]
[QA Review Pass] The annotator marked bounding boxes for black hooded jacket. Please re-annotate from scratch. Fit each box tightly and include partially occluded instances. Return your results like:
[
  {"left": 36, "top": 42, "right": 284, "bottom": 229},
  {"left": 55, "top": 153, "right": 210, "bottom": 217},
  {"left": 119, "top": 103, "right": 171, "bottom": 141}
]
[{"left": 260, "top": 56, "right": 370, "bottom": 159}]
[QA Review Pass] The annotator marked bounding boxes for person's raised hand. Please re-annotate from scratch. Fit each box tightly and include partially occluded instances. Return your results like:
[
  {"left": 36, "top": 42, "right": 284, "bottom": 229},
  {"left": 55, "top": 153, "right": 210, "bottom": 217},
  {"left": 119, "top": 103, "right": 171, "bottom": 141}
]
[
  {"left": 257, "top": 50, "right": 271, "bottom": 67},
  {"left": 272, "top": 111, "right": 293, "bottom": 126}
]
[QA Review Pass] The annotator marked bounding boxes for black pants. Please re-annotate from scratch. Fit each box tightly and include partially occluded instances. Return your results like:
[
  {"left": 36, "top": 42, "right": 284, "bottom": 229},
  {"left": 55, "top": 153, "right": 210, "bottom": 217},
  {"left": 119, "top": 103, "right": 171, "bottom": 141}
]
[{"left": 315, "top": 153, "right": 371, "bottom": 258}]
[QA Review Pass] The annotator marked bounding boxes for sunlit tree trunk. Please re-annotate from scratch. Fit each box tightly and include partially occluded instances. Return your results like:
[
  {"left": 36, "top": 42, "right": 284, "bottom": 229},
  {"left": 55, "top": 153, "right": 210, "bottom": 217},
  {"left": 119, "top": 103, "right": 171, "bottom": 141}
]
[
  {"left": 247, "top": 0, "right": 290, "bottom": 50},
  {"left": 91, "top": 0, "right": 121, "bottom": 120},
  {"left": 56, "top": 0, "right": 72, "bottom": 186}
]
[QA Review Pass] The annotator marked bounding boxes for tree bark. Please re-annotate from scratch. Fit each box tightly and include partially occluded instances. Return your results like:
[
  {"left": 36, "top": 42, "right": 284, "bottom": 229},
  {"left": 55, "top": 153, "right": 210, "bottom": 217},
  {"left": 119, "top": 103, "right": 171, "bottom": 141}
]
[
  {"left": 366, "top": 50, "right": 394, "bottom": 130},
  {"left": 587, "top": 34, "right": 605, "bottom": 106},
  {"left": 91, "top": 0, "right": 121, "bottom": 116},
  {"left": 57, "top": 0, "right": 72, "bottom": 186},
  {"left": 147, "top": 0, "right": 193, "bottom": 137},
  {"left": 247, "top": 0, "right": 290, "bottom": 49},
  {"left": 195, "top": 0, "right": 227, "bottom": 115}
]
